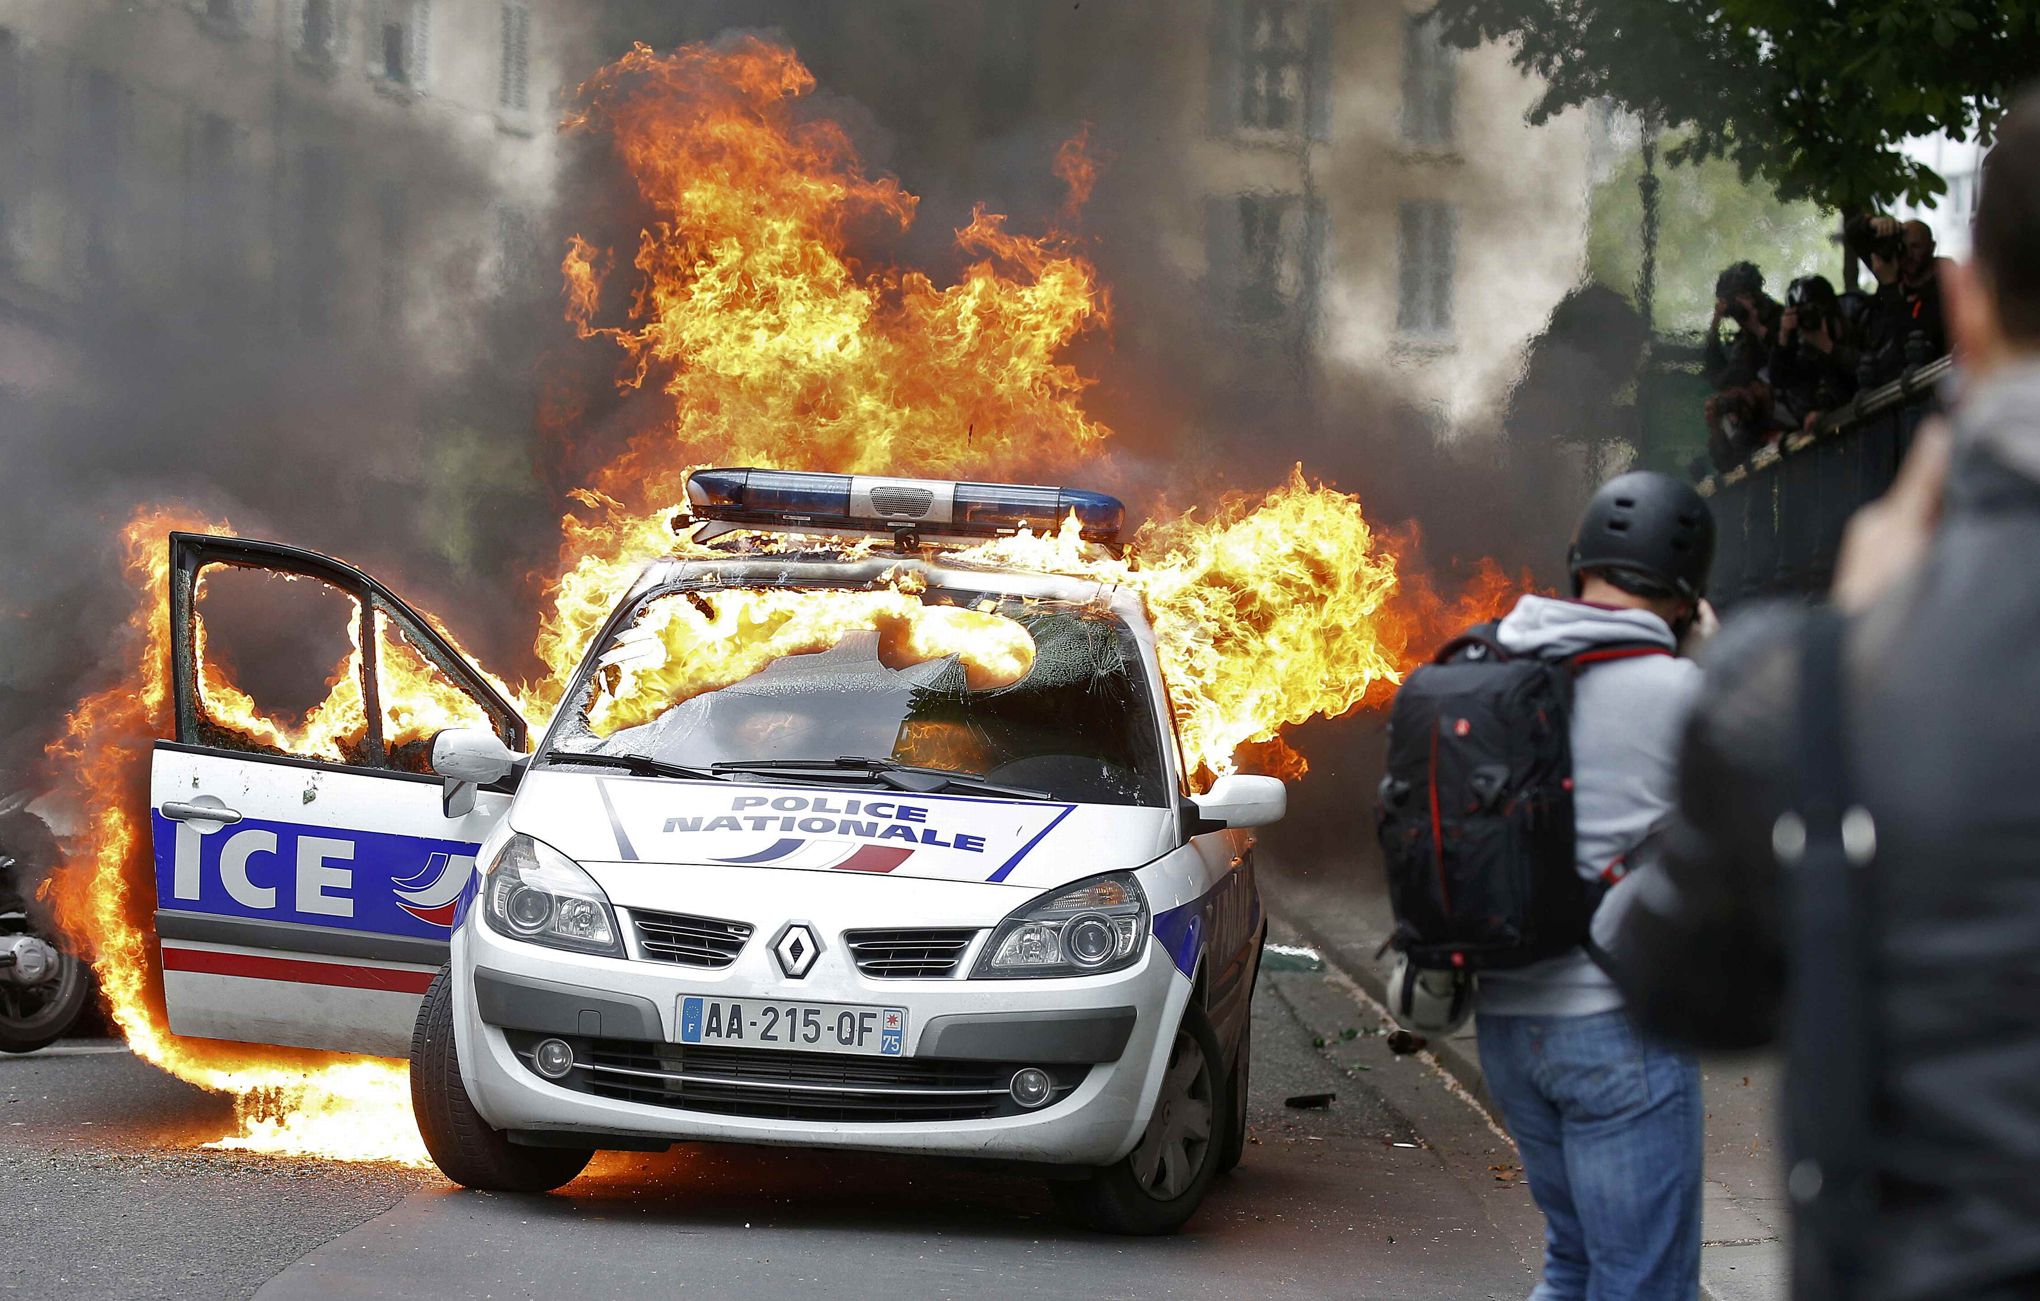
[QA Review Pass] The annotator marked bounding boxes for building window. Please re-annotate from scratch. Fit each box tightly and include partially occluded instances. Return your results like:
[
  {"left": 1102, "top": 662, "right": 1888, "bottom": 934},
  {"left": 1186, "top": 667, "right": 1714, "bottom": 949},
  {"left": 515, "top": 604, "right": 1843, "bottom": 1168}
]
[
  {"left": 974, "top": 0, "right": 1038, "bottom": 136},
  {"left": 202, "top": 0, "right": 256, "bottom": 30},
  {"left": 492, "top": 203, "right": 532, "bottom": 290},
  {"left": 190, "top": 112, "right": 250, "bottom": 275},
  {"left": 297, "top": 145, "right": 342, "bottom": 334},
  {"left": 76, "top": 68, "right": 126, "bottom": 284},
  {"left": 498, "top": 1, "right": 530, "bottom": 112},
  {"left": 1397, "top": 200, "right": 1456, "bottom": 337},
  {"left": 1211, "top": 1, "right": 1329, "bottom": 140},
  {"left": 377, "top": 183, "right": 406, "bottom": 324},
  {"left": 1208, "top": 190, "right": 1322, "bottom": 336},
  {"left": 0, "top": 28, "right": 20, "bottom": 264},
  {"left": 1240, "top": 1, "right": 1307, "bottom": 132},
  {"left": 300, "top": 0, "right": 338, "bottom": 61},
  {"left": 1239, "top": 193, "right": 1299, "bottom": 320},
  {"left": 377, "top": 0, "right": 429, "bottom": 89},
  {"left": 1401, "top": 13, "right": 1456, "bottom": 149}
]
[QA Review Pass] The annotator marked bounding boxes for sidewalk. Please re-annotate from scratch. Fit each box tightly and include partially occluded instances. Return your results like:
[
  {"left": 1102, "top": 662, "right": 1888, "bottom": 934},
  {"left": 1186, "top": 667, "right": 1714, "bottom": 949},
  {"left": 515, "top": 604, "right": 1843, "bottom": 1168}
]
[{"left": 1260, "top": 853, "right": 1789, "bottom": 1301}]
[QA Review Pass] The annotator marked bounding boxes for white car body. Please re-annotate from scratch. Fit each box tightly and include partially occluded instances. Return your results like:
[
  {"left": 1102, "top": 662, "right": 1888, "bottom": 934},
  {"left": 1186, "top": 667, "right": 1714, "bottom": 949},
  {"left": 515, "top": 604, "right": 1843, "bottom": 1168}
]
[{"left": 147, "top": 531, "right": 1274, "bottom": 1174}]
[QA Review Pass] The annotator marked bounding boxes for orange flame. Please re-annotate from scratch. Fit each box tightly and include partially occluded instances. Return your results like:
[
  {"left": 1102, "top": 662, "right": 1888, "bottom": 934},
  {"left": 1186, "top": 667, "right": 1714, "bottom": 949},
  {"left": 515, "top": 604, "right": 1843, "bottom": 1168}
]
[
  {"left": 48, "top": 515, "right": 427, "bottom": 1164},
  {"left": 586, "top": 578, "right": 1037, "bottom": 736},
  {"left": 47, "top": 39, "right": 1528, "bottom": 1166}
]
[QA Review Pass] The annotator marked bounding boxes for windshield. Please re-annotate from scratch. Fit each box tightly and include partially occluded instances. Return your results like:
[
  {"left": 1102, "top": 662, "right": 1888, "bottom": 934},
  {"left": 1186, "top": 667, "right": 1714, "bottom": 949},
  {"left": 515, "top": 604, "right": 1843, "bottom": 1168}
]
[{"left": 542, "top": 581, "right": 1171, "bottom": 807}]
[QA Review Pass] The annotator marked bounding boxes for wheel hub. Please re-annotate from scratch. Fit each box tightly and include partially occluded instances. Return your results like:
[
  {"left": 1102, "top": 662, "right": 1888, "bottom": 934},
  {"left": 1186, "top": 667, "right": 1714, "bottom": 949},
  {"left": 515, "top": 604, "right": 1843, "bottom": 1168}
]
[{"left": 1128, "top": 1028, "right": 1214, "bottom": 1201}]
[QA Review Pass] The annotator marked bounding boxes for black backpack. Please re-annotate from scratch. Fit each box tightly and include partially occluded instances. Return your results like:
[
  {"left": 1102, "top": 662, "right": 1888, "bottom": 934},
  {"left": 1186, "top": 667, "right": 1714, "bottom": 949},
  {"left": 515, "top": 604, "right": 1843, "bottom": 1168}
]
[{"left": 1376, "top": 621, "right": 1666, "bottom": 972}]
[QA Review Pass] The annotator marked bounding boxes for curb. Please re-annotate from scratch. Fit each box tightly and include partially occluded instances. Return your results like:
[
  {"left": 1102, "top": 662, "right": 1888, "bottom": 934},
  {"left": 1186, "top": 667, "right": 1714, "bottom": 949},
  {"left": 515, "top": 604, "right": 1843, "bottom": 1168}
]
[
  {"left": 1262, "top": 900, "right": 1497, "bottom": 1117},
  {"left": 1262, "top": 895, "right": 1769, "bottom": 1301}
]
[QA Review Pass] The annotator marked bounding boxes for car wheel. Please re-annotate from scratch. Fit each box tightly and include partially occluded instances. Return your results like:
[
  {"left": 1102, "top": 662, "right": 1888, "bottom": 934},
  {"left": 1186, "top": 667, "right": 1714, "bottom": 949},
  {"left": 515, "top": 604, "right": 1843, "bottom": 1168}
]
[
  {"left": 1051, "top": 1004, "right": 1227, "bottom": 1235},
  {"left": 410, "top": 967, "right": 592, "bottom": 1193},
  {"left": 0, "top": 942, "right": 93, "bottom": 1054},
  {"left": 1215, "top": 1020, "right": 1250, "bottom": 1175}
]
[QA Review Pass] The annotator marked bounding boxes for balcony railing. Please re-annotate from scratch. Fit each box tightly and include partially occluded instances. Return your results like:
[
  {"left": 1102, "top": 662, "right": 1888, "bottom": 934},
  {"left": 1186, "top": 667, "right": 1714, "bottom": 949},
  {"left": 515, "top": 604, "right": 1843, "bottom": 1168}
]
[{"left": 1697, "top": 353, "right": 1953, "bottom": 609}]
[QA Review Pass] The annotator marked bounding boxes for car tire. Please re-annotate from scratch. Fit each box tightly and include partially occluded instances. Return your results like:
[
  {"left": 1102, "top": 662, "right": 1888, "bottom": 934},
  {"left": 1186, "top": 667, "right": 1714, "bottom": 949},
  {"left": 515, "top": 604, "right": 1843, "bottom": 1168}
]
[
  {"left": 0, "top": 943, "right": 93, "bottom": 1054},
  {"left": 410, "top": 967, "right": 592, "bottom": 1194},
  {"left": 1215, "top": 1020, "right": 1250, "bottom": 1175},
  {"left": 1050, "top": 1004, "right": 1228, "bottom": 1236}
]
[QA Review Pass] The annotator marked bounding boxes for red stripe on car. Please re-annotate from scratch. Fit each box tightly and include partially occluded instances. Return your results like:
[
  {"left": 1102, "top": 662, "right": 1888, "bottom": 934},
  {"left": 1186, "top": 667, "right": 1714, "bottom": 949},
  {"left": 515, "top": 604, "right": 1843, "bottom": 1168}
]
[
  {"left": 834, "top": 844, "right": 916, "bottom": 874},
  {"left": 160, "top": 945, "right": 435, "bottom": 994}
]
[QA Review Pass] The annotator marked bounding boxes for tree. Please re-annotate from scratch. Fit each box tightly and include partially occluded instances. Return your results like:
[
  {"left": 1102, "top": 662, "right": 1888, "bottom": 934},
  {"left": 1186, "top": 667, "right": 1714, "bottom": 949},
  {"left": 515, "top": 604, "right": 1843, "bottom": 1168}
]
[
  {"left": 1427, "top": 0, "right": 2040, "bottom": 210},
  {"left": 1587, "top": 131, "right": 1834, "bottom": 330}
]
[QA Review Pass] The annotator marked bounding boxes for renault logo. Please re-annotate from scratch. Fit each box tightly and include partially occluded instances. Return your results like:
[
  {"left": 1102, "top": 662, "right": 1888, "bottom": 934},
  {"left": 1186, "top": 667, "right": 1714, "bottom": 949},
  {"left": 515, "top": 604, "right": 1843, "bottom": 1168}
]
[{"left": 771, "top": 922, "right": 821, "bottom": 979}]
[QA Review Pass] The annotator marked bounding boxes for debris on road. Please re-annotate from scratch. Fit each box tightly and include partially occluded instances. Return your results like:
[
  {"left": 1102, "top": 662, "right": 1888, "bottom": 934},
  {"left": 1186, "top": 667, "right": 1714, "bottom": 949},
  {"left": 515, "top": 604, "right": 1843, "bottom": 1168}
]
[{"left": 1284, "top": 1092, "right": 1336, "bottom": 1110}]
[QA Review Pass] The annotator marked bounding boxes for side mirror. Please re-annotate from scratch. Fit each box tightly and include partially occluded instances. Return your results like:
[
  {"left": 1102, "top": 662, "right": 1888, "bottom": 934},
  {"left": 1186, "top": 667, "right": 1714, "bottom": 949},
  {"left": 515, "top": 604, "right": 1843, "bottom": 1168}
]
[
  {"left": 431, "top": 728, "right": 518, "bottom": 819},
  {"left": 1188, "top": 774, "right": 1287, "bottom": 832}
]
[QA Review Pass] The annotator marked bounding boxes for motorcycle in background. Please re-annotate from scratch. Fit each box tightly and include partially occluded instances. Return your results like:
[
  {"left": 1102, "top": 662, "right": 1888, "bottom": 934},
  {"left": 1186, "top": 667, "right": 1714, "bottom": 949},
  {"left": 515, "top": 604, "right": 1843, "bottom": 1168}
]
[{"left": 0, "top": 793, "right": 93, "bottom": 1053}]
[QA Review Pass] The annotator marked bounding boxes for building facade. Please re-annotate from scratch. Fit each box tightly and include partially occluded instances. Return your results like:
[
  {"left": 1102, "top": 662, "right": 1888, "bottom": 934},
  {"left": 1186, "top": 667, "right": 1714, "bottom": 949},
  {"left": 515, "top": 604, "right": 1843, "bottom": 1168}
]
[
  {"left": 0, "top": 0, "right": 597, "bottom": 394},
  {"left": 1186, "top": 0, "right": 1594, "bottom": 440},
  {"left": 718, "top": 0, "right": 1597, "bottom": 446}
]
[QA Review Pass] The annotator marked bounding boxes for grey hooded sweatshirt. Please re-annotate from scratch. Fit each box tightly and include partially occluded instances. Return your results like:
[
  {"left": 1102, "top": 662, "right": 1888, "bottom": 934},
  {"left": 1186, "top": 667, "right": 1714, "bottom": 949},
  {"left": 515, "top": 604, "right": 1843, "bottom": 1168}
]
[{"left": 1476, "top": 594, "right": 1703, "bottom": 1018}]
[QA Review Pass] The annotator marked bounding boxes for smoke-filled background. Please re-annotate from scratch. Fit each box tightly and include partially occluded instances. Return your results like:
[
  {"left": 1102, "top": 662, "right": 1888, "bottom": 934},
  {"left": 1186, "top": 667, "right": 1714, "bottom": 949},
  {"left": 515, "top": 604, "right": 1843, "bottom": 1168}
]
[{"left": 3, "top": 0, "right": 1780, "bottom": 852}]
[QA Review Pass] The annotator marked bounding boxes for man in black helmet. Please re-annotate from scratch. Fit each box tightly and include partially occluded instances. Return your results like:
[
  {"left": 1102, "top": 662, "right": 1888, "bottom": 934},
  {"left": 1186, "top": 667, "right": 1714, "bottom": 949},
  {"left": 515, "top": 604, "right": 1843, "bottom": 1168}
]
[{"left": 1475, "top": 469, "right": 1717, "bottom": 1300}]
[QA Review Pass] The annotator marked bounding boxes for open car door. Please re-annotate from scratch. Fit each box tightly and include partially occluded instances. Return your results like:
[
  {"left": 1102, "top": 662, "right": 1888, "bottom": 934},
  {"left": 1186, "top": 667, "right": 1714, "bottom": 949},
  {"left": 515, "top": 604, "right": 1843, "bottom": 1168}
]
[{"left": 151, "top": 533, "right": 526, "bottom": 1058}]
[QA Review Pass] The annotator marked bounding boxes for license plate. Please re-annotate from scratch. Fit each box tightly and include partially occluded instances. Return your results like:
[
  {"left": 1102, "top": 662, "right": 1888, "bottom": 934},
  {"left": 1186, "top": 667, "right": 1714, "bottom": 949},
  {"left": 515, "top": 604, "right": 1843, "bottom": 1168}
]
[{"left": 677, "top": 995, "right": 906, "bottom": 1057}]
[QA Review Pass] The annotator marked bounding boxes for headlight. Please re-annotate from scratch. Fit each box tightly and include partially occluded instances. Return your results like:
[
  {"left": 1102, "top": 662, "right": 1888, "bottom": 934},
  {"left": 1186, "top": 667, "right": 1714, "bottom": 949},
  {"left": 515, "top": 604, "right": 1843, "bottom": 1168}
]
[
  {"left": 972, "top": 871, "right": 1148, "bottom": 978},
  {"left": 481, "top": 834, "right": 621, "bottom": 956}
]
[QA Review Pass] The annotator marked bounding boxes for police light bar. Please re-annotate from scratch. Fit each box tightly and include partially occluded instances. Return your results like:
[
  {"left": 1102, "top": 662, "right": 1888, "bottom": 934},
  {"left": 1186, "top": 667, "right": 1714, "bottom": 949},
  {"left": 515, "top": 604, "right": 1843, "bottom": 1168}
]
[{"left": 683, "top": 468, "right": 1125, "bottom": 547}]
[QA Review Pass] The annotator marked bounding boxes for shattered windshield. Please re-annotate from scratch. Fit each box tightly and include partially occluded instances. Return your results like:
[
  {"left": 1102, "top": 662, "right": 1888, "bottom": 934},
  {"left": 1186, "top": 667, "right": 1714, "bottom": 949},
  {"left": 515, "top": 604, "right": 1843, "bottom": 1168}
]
[{"left": 542, "top": 582, "right": 1171, "bottom": 808}]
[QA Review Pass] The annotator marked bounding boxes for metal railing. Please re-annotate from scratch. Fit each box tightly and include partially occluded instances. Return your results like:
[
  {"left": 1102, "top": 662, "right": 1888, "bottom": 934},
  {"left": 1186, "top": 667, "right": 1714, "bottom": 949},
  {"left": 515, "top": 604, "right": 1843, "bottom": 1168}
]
[{"left": 1697, "top": 354, "right": 1953, "bottom": 608}]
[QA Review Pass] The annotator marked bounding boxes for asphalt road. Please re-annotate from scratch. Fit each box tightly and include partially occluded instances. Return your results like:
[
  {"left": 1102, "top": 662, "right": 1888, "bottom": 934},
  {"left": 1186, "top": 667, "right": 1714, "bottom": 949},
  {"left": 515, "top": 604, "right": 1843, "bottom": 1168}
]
[{"left": 4, "top": 928, "right": 1542, "bottom": 1300}]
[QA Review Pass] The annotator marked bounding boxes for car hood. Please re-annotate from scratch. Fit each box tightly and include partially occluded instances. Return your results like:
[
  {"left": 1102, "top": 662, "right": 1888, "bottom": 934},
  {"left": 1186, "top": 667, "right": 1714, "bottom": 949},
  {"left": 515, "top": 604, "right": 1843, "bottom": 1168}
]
[{"left": 508, "top": 770, "right": 1178, "bottom": 890}]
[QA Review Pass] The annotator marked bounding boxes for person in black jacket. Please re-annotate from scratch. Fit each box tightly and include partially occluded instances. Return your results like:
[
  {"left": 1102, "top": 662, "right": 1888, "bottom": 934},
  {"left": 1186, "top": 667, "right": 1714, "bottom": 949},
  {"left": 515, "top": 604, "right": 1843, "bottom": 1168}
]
[
  {"left": 1614, "top": 89, "right": 2040, "bottom": 1300},
  {"left": 1704, "top": 262, "right": 1786, "bottom": 468},
  {"left": 1770, "top": 275, "right": 1860, "bottom": 431}
]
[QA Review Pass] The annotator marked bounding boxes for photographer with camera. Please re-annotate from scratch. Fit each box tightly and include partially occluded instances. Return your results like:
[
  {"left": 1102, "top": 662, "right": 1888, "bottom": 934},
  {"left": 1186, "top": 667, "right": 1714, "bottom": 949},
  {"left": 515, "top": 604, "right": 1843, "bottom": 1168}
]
[
  {"left": 1771, "top": 275, "right": 1861, "bottom": 431},
  {"left": 1704, "top": 261, "right": 1785, "bottom": 470},
  {"left": 1848, "top": 214, "right": 1949, "bottom": 380},
  {"left": 1705, "top": 260, "right": 1782, "bottom": 387}
]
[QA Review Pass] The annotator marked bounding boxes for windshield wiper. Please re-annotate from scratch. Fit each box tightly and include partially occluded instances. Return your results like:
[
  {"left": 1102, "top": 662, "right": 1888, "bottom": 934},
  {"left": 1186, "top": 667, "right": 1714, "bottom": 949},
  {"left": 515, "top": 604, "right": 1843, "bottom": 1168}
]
[
  {"left": 711, "top": 756, "right": 1050, "bottom": 800},
  {"left": 540, "top": 750, "right": 724, "bottom": 781}
]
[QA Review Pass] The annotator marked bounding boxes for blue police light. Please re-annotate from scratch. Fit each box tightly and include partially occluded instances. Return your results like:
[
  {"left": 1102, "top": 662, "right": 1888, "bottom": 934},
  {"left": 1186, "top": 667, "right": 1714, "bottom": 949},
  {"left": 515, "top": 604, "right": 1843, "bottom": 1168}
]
[{"left": 683, "top": 468, "right": 1126, "bottom": 547}]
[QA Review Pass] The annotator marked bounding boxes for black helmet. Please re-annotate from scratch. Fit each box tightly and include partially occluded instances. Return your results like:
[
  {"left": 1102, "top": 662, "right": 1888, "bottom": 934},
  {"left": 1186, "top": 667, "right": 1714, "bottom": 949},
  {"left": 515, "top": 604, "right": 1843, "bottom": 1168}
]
[
  {"left": 1567, "top": 471, "right": 1715, "bottom": 602},
  {"left": 1786, "top": 274, "right": 1838, "bottom": 314}
]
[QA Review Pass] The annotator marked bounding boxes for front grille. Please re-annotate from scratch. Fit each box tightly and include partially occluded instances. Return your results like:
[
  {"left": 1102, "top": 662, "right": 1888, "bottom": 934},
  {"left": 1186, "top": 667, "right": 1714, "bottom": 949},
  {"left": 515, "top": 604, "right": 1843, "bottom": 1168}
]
[
  {"left": 844, "top": 928, "right": 980, "bottom": 979},
  {"left": 506, "top": 1032, "right": 1086, "bottom": 1123},
  {"left": 631, "top": 909, "right": 752, "bottom": 969}
]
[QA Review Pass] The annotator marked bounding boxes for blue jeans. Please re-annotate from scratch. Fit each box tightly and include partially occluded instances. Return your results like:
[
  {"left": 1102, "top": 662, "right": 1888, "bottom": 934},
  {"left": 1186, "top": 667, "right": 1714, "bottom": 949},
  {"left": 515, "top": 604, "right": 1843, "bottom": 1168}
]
[{"left": 1477, "top": 1008, "right": 1704, "bottom": 1301}]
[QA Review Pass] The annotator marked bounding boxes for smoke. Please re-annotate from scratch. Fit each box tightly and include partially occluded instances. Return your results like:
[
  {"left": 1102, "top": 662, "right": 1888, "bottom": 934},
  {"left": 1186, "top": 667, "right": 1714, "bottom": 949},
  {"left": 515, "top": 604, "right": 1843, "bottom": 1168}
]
[
  {"left": 10, "top": 3, "right": 1617, "bottom": 872},
  {"left": 0, "top": 11, "right": 583, "bottom": 785},
  {"left": 565, "top": 4, "right": 1611, "bottom": 865},
  {"left": 581, "top": 2, "right": 1597, "bottom": 562}
]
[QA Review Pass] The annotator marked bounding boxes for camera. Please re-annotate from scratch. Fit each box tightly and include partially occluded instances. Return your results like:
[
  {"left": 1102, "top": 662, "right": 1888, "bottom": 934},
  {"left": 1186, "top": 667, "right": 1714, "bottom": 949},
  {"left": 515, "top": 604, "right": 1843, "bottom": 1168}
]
[{"left": 1846, "top": 214, "right": 1903, "bottom": 267}]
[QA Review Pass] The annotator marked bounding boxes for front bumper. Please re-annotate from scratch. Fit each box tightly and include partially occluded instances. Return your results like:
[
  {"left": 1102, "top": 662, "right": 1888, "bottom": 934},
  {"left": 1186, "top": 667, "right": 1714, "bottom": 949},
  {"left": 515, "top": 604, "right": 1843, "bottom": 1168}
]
[{"left": 452, "top": 867, "right": 1189, "bottom": 1167}]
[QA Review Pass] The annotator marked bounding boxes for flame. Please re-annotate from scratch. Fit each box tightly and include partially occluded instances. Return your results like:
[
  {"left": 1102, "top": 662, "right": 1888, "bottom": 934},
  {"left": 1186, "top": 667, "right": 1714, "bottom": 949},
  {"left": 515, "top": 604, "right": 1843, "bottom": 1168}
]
[
  {"left": 586, "top": 578, "right": 1036, "bottom": 735},
  {"left": 46, "top": 39, "right": 1528, "bottom": 1168},
  {"left": 47, "top": 515, "right": 427, "bottom": 1164},
  {"left": 192, "top": 580, "right": 370, "bottom": 763},
  {"left": 531, "top": 38, "right": 1112, "bottom": 702}
]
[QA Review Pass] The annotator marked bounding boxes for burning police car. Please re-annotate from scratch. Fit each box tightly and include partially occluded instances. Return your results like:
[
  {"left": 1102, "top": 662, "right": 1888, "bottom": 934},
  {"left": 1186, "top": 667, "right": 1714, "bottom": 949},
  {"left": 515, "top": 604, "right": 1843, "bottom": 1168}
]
[{"left": 147, "top": 469, "right": 1281, "bottom": 1234}]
